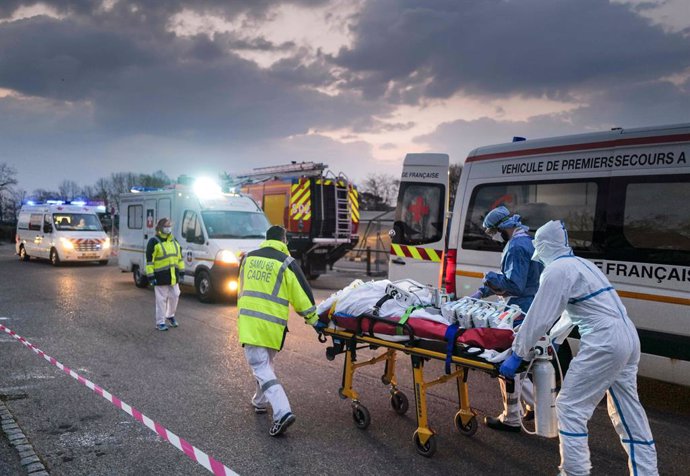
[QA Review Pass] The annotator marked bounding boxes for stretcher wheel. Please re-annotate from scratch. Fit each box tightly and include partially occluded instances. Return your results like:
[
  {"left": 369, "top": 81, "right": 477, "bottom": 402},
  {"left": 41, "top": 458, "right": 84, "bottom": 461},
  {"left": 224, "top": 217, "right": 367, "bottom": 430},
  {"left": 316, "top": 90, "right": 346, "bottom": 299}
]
[
  {"left": 390, "top": 391, "right": 409, "bottom": 415},
  {"left": 454, "top": 413, "right": 478, "bottom": 437},
  {"left": 338, "top": 388, "right": 347, "bottom": 400},
  {"left": 413, "top": 430, "right": 437, "bottom": 457},
  {"left": 352, "top": 404, "right": 371, "bottom": 430},
  {"left": 381, "top": 375, "right": 391, "bottom": 385}
]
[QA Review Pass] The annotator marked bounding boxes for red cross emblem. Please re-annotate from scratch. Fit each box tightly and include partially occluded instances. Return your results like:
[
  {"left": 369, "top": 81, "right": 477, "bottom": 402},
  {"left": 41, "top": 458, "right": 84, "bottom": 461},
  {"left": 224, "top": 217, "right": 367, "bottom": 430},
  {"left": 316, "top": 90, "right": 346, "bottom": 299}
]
[{"left": 408, "top": 196, "right": 429, "bottom": 223}]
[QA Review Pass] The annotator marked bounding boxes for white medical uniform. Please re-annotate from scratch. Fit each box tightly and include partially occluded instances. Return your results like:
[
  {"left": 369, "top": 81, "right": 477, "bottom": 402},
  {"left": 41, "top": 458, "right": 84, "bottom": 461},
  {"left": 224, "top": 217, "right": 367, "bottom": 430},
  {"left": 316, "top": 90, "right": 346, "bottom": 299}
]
[
  {"left": 513, "top": 220, "right": 658, "bottom": 476},
  {"left": 243, "top": 345, "right": 291, "bottom": 421}
]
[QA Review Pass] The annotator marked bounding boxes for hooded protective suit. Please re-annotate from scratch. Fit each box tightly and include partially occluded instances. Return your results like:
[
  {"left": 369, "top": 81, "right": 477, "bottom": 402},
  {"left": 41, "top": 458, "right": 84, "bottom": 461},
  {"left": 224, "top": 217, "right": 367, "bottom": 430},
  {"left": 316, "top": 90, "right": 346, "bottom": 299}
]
[{"left": 512, "top": 220, "right": 658, "bottom": 476}]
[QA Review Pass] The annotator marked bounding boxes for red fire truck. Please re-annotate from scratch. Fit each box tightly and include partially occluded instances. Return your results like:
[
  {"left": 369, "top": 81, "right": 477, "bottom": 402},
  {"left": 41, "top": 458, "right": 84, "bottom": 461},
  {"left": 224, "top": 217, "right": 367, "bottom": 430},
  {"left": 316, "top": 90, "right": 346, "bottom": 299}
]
[{"left": 226, "top": 162, "right": 359, "bottom": 279}]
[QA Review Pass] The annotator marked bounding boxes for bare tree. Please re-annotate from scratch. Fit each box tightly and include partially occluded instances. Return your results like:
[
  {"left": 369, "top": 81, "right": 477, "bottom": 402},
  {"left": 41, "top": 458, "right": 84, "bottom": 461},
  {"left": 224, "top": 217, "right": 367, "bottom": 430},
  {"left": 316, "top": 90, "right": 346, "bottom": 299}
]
[
  {"left": 362, "top": 173, "right": 400, "bottom": 208},
  {"left": 0, "top": 163, "right": 18, "bottom": 222},
  {"left": 449, "top": 163, "right": 463, "bottom": 209},
  {"left": 30, "top": 189, "right": 61, "bottom": 202},
  {"left": 138, "top": 170, "right": 171, "bottom": 188},
  {"left": 58, "top": 180, "right": 81, "bottom": 200},
  {"left": 81, "top": 185, "right": 96, "bottom": 200},
  {"left": 0, "top": 163, "right": 17, "bottom": 191},
  {"left": 107, "top": 172, "right": 139, "bottom": 214},
  {"left": 6, "top": 189, "right": 26, "bottom": 221}
]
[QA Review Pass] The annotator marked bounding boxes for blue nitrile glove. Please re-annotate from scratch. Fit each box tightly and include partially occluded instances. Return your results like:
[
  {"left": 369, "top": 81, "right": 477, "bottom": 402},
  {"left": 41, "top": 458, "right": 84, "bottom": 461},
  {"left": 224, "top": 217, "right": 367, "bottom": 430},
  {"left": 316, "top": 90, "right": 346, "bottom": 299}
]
[
  {"left": 313, "top": 320, "right": 327, "bottom": 334},
  {"left": 499, "top": 353, "right": 523, "bottom": 379},
  {"left": 149, "top": 277, "right": 157, "bottom": 286},
  {"left": 469, "top": 290, "right": 482, "bottom": 300}
]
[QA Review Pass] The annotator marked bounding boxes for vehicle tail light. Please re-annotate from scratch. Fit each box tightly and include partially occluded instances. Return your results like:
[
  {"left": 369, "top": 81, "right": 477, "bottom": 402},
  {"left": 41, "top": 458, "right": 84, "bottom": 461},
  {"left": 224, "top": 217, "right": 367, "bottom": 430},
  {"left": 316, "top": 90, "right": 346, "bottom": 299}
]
[{"left": 441, "top": 248, "right": 457, "bottom": 296}]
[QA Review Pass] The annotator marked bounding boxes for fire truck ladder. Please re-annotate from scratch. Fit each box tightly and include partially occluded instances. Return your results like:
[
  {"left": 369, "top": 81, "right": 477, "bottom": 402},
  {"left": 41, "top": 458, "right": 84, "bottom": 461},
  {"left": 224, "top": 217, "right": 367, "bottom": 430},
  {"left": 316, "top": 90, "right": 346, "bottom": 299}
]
[
  {"left": 331, "top": 171, "right": 352, "bottom": 240},
  {"left": 236, "top": 162, "right": 327, "bottom": 180}
]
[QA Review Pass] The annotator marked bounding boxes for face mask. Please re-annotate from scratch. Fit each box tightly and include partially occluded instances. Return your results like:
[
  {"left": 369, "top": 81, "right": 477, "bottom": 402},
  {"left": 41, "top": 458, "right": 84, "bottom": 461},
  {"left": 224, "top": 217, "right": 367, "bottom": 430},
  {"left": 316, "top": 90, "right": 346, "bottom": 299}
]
[
  {"left": 532, "top": 241, "right": 548, "bottom": 265},
  {"left": 489, "top": 232, "right": 504, "bottom": 243},
  {"left": 162, "top": 227, "right": 172, "bottom": 234}
]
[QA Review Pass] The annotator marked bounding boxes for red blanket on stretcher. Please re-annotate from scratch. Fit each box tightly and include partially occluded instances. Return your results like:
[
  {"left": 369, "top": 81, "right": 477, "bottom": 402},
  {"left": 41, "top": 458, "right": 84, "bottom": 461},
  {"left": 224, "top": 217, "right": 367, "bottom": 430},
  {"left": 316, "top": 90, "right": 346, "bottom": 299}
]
[{"left": 318, "top": 311, "right": 514, "bottom": 352}]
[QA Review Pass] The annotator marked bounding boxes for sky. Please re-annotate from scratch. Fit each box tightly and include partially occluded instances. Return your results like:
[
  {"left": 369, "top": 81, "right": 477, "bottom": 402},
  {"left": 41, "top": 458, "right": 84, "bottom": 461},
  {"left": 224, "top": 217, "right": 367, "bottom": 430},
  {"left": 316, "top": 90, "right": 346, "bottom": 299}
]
[{"left": 1, "top": 0, "right": 689, "bottom": 194}]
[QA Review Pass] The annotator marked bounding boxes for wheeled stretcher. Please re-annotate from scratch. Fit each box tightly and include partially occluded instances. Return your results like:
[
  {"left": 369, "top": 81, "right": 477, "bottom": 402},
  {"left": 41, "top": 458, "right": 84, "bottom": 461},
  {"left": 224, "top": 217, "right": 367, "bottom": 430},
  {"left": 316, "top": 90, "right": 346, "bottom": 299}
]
[{"left": 318, "top": 312, "right": 514, "bottom": 458}]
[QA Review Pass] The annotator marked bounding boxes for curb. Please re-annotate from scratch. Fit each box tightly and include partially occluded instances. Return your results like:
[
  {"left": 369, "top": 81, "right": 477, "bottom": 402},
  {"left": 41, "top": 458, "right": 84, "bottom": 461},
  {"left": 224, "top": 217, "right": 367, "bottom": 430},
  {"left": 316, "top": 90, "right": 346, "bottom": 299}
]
[{"left": 0, "top": 399, "right": 49, "bottom": 475}]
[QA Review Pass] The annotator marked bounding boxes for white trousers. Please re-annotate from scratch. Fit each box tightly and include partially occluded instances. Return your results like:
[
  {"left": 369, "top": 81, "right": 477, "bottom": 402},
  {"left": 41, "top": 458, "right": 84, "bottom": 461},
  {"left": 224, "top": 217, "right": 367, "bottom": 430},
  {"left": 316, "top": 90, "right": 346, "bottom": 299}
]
[
  {"left": 154, "top": 284, "right": 180, "bottom": 325},
  {"left": 243, "top": 345, "right": 291, "bottom": 421},
  {"left": 499, "top": 372, "right": 534, "bottom": 426},
  {"left": 556, "top": 324, "right": 657, "bottom": 476}
]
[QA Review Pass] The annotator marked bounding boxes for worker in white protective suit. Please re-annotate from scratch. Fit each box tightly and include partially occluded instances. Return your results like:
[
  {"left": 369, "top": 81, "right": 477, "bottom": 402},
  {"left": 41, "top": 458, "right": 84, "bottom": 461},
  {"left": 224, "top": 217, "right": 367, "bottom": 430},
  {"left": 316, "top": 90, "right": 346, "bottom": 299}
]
[{"left": 499, "top": 220, "right": 658, "bottom": 476}]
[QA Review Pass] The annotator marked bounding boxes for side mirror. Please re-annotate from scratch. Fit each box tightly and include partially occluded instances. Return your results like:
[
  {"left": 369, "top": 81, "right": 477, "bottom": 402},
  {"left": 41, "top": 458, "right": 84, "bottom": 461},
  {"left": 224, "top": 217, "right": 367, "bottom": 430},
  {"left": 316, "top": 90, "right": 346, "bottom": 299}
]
[{"left": 43, "top": 224, "right": 53, "bottom": 233}]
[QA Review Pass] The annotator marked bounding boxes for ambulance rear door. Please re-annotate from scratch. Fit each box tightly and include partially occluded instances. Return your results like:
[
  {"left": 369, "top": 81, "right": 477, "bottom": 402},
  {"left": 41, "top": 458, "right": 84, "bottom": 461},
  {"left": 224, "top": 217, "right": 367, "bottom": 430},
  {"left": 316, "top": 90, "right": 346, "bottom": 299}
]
[
  {"left": 389, "top": 153, "right": 449, "bottom": 286},
  {"left": 144, "top": 199, "right": 157, "bottom": 248}
]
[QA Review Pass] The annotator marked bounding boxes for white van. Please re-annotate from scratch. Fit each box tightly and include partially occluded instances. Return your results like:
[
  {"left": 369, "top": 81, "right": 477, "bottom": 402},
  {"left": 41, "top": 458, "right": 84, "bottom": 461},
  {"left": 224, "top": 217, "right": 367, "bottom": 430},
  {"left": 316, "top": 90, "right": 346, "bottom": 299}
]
[
  {"left": 16, "top": 203, "right": 111, "bottom": 265},
  {"left": 390, "top": 123, "right": 690, "bottom": 386},
  {"left": 118, "top": 182, "right": 271, "bottom": 302}
]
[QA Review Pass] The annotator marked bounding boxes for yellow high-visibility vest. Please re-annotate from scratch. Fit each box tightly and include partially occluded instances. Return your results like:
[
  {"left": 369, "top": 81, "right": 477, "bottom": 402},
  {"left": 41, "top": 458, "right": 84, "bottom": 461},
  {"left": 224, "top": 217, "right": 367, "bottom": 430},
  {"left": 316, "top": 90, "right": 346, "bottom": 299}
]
[
  {"left": 238, "top": 240, "right": 317, "bottom": 350},
  {"left": 145, "top": 233, "right": 184, "bottom": 286}
]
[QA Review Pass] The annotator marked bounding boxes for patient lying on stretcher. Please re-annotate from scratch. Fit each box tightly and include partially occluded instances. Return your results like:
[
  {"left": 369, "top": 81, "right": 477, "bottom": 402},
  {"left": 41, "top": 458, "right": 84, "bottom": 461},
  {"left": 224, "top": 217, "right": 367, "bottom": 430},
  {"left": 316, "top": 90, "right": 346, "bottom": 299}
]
[{"left": 315, "top": 279, "right": 523, "bottom": 362}]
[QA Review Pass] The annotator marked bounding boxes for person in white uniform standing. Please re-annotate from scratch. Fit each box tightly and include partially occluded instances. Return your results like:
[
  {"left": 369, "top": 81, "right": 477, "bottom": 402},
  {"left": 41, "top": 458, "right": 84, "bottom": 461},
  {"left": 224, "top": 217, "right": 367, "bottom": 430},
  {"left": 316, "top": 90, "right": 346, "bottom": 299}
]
[{"left": 499, "top": 220, "right": 658, "bottom": 476}]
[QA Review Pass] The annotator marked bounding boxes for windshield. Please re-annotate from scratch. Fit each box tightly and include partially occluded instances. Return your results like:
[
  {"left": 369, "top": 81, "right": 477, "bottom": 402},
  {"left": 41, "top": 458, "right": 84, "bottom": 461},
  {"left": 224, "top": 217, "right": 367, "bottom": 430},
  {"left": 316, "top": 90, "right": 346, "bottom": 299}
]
[
  {"left": 53, "top": 213, "right": 104, "bottom": 232},
  {"left": 201, "top": 211, "right": 270, "bottom": 239}
]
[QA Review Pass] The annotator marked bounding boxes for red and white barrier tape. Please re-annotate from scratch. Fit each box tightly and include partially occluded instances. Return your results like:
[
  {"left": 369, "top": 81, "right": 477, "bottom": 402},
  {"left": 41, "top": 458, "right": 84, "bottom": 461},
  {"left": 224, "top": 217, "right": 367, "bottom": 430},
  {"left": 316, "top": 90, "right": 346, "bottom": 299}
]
[{"left": 0, "top": 324, "right": 238, "bottom": 476}]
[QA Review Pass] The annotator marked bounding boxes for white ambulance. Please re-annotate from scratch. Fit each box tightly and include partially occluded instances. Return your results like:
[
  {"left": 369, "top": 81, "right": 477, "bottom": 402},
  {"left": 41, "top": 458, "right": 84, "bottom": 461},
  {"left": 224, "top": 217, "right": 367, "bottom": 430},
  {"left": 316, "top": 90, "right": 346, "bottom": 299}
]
[
  {"left": 16, "top": 202, "right": 111, "bottom": 265},
  {"left": 117, "top": 180, "right": 271, "bottom": 302},
  {"left": 389, "top": 123, "right": 690, "bottom": 386}
]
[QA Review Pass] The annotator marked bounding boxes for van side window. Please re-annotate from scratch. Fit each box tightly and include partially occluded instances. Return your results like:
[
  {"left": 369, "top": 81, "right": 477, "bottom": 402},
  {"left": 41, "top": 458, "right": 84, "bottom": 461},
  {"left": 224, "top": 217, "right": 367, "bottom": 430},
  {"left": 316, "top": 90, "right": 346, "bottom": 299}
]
[
  {"left": 17, "top": 215, "right": 29, "bottom": 230},
  {"left": 128, "top": 205, "right": 143, "bottom": 229},
  {"left": 182, "top": 210, "right": 204, "bottom": 244},
  {"left": 393, "top": 183, "right": 445, "bottom": 245},
  {"left": 29, "top": 214, "right": 42, "bottom": 231},
  {"left": 463, "top": 180, "right": 599, "bottom": 252},
  {"left": 608, "top": 175, "right": 690, "bottom": 265}
]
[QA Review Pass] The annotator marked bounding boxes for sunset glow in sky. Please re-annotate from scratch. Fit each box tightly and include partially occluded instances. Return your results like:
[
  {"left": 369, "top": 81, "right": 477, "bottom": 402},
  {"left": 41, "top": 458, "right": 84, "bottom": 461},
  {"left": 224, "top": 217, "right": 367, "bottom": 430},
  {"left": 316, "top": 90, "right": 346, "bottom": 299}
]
[{"left": 1, "top": 0, "right": 689, "bottom": 192}]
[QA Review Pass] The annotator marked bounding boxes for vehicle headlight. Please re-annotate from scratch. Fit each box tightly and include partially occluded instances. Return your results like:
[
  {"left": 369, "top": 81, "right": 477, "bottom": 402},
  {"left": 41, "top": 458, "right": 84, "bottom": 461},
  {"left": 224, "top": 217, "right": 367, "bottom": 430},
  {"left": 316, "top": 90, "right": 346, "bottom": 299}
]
[
  {"left": 216, "top": 249, "right": 239, "bottom": 264},
  {"left": 103, "top": 238, "right": 111, "bottom": 250},
  {"left": 60, "top": 237, "right": 74, "bottom": 250}
]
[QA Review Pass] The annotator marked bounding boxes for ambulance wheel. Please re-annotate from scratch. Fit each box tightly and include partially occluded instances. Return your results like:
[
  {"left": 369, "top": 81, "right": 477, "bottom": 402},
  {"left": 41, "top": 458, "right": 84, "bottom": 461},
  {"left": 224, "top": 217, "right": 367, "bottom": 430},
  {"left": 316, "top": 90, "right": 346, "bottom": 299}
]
[
  {"left": 454, "top": 414, "right": 478, "bottom": 437},
  {"left": 133, "top": 267, "right": 148, "bottom": 288},
  {"left": 413, "top": 431, "right": 437, "bottom": 457},
  {"left": 390, "top": 391, "right": 409, "bottom": 415},
  {"left": 195, "top": 270, "right": 215, "bottom": 303},
  {"left": 50, "top": 248, "right": 61, "bottom": 266},
  {"left": 19, "top": 246, "right": 29, "bottom": 261},
  {"left": 352, "top": 404, "right": 370, "bottom": 430}
]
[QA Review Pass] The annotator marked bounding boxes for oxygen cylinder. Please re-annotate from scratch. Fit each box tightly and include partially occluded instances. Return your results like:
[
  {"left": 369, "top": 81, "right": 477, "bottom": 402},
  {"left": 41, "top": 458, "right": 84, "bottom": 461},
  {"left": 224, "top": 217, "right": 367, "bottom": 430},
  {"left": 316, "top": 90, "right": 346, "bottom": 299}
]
[{"left": 532, "top": 358, "right": 558, "bottom": 438}]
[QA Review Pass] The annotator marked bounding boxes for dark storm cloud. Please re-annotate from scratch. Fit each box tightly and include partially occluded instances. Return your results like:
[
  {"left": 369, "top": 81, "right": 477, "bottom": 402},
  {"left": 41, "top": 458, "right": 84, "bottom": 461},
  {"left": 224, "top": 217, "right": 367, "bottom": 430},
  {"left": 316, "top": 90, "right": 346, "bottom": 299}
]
[
  {"left": 415, "top": 79, "right": 690, "bottom": 163},
  {"left": 0, "top": 17, "right": 156, "bottom": 101},
  {"left": 334, "top": 0, "right": 690, "bottom": 102},
  {"left": 0, "top": 11, "right": 385, "bottom": 142},
  {"left": 0, "top": 0, "right": 329, "bottom": 21}
]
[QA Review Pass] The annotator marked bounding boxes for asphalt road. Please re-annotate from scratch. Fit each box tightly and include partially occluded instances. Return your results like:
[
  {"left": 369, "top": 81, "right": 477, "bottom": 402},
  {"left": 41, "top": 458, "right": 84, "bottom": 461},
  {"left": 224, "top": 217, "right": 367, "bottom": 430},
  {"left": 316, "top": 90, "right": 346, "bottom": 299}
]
[{"left": 0, "top": 243, "right": 688, "bottom": 475}]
